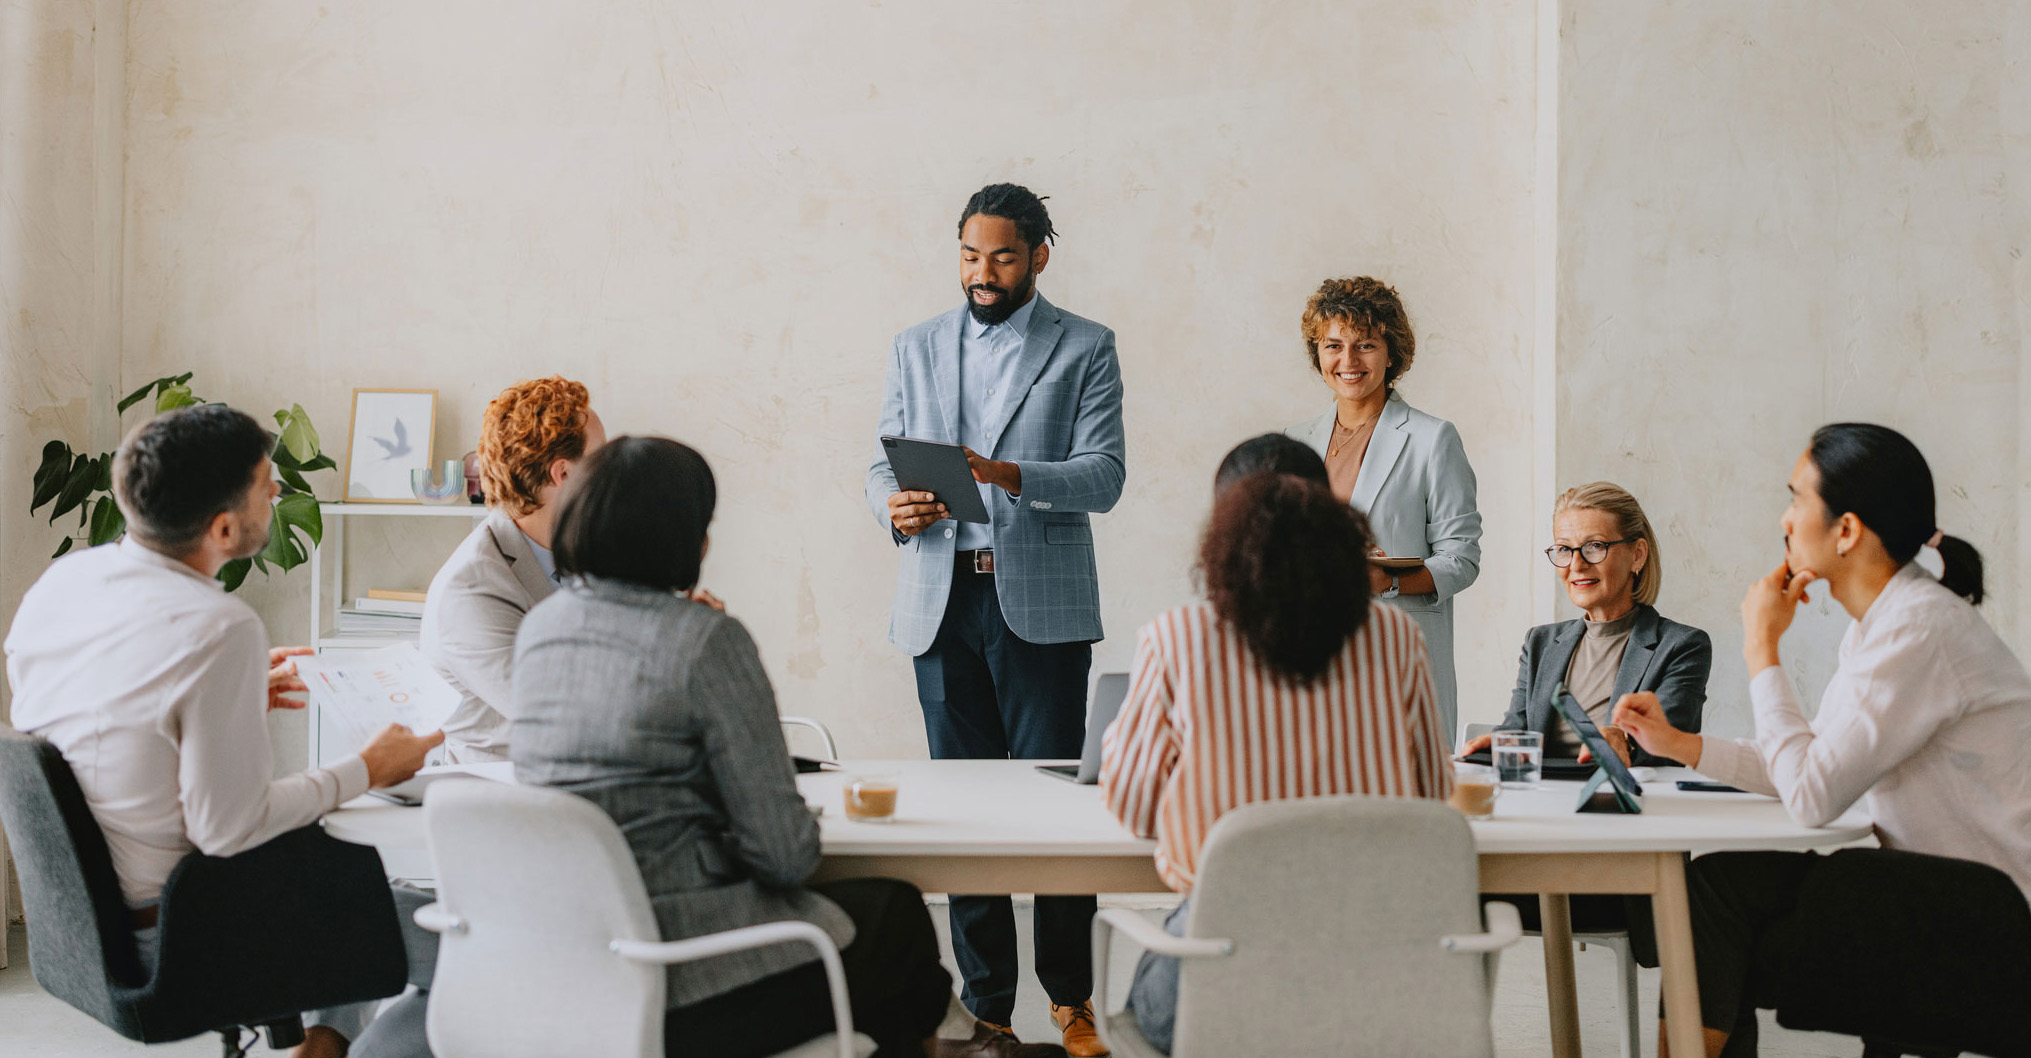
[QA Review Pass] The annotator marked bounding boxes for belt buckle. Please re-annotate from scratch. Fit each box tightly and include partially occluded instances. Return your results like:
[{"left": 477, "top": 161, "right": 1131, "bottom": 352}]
[{"left": 973, "top": 550, "right": 995, "bottom": 574}]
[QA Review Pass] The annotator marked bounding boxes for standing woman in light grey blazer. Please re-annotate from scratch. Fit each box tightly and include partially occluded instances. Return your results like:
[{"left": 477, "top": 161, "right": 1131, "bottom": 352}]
[
  {"left": 1287, "top": 277, "right": 1482, "bottom": 738},
  {"left": 513, "top": 438, "right": 962, "bottom": 1058}
]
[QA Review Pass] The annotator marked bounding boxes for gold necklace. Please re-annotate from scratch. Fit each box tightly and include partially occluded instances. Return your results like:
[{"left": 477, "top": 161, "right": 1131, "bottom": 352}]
[{"left": 1329, "top": 412, "right": 1379, "bottom": 457}]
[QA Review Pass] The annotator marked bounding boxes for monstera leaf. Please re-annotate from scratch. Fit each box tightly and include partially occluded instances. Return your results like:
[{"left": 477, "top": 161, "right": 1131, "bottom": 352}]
[{"left": 35, "top": 374, "right": 334, "bottom": 587}]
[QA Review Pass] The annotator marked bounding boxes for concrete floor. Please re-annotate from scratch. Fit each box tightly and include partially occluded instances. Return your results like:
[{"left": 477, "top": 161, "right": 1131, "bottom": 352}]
[{"left": 2, "top": 909, "right": 1864, "bottom": 1057}]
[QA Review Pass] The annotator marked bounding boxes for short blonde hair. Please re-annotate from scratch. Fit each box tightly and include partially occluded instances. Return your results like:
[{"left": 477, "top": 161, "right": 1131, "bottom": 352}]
[
  {"left": 1553, "top": 481, "right": 1662, "bottom": 607},
  {"left": 478, "top": 376, "right": 592, "bottom": 516}
]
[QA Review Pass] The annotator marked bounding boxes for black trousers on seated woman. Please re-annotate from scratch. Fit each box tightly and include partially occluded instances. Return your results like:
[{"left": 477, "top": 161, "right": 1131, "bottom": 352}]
[
  {"left": 663, "top": 878, "right": 953, "bottom": 1058},
  {"left": 1684, "top": 848, "right": 2031, "bottom": 1058}
]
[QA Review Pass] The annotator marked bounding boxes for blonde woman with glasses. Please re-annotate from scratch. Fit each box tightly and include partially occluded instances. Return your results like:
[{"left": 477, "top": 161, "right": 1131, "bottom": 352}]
[
  {"left": 1468, "top": 481, "right": 1713, "bottom": 960},
  {"left": 1463, "top": 482, "right": 1712, "bottom": 767}
]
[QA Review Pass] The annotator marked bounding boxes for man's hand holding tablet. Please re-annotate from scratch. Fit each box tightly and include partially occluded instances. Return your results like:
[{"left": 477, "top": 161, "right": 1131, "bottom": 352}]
[{"left": 887, "top": 490, "right": 948, "bottom": 536}]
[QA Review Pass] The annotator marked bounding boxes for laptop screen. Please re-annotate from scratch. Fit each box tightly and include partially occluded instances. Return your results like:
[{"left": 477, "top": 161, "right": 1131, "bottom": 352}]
[{"left": 1075, "top": 673, "right": 1132, "bottom": 782}]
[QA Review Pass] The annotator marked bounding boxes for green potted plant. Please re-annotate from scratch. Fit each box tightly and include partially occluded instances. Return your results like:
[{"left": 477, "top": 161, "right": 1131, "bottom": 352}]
[{"left": 29, "top": 373, "right": 334, "bottom": 591}]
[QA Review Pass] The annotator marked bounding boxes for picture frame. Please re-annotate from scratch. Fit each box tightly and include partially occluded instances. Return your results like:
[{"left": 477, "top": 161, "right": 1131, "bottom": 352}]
[{"left": 343, "top": 389, "right": 438, "bottom": 504}]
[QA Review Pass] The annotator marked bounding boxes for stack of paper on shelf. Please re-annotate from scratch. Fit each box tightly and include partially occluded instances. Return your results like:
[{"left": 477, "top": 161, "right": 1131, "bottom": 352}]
[{"left": 333, "top": 591, "right": 427, "bottom": 639}]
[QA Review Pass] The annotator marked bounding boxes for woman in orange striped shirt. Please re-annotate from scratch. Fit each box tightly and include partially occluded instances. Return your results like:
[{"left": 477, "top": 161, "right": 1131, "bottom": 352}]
[{"left": 1100, "top": 440, "right": 1454, "bottom": 1053}]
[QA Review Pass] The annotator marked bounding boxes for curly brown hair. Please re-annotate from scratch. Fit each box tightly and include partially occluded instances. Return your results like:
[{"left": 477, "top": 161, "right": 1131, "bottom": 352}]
[
  {"left": 1300, "top": 276, "right": 1417, "bottom": 387},
  {"left": 1199, "top": 472, "right": 1376, "bottom": 684},
  {"left": 478, "top": 376, "right": 593, "bottom": 516}
]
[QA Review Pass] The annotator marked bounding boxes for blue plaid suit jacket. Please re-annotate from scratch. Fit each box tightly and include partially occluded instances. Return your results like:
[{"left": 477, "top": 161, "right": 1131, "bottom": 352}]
[{"left": 865, "top": 295, "right": 1126, "bottom": 655}]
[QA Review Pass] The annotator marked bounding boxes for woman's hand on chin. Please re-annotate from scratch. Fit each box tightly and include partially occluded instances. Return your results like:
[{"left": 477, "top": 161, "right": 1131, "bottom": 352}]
[{"left": 1741, "top": 562, "right": 1814, "bottom": 674}]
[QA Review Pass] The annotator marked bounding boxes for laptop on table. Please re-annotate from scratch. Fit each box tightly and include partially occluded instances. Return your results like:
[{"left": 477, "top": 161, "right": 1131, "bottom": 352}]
[{"left": 1035, "top": 673, "right": 1130, "bottom": 785}]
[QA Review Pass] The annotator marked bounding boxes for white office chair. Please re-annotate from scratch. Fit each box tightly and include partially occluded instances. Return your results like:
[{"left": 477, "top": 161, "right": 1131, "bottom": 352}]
[
  {"left": 412, "top": 781, "right": 872, "bottom": 1058},
  {"left": 1093, "top": 796, "right": 1522, "bottom": 1058},
  {"left": 780, "top": 716, "right": 840, "bottom": 761},
  {"left": 1463, "top": 720, "right": 1643, "bottom": 1058}
]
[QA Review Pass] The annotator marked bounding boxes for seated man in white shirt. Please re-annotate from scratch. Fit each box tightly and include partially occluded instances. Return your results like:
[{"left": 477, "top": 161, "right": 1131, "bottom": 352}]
[{"left": 5, "top": 403, "right": 442, "bottom": 1058}]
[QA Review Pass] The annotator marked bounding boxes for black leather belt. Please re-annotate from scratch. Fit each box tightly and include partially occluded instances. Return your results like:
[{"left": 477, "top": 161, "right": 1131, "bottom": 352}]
[
  {"left": 955, "top": 549, "right": 995, "bottom": 574},
  {"left": 131, "top": 904, "right": 159, "bottom": 930}
]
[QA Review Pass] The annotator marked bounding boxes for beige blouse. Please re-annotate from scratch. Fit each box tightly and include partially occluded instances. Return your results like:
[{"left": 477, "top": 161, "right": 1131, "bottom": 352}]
[
  {"left": 1325, "top": 414, "right": 1379, "bottom": 504},
  {"left": 1552, "top": 608, "right": 1638, "bottom": 757}
]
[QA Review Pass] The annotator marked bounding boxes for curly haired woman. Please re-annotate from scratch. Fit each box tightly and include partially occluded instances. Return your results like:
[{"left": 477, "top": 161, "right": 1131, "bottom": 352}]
[{"left": 1285, "top": 277, "right": 1483, "bottom": 739}]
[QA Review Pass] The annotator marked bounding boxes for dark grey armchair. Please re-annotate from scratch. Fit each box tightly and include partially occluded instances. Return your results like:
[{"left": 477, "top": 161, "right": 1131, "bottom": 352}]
[{"left": 0, "top": 728, "right": 407, "bottom": 1056}]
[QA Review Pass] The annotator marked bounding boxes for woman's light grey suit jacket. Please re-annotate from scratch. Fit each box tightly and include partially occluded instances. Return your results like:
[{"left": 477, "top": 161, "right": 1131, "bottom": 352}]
[
  {"left": 510, "top": 577, "right": 853, "bottom": 1008},
  {"left": 1289, "top": 392, "right": 1482, "bottom": 736}
]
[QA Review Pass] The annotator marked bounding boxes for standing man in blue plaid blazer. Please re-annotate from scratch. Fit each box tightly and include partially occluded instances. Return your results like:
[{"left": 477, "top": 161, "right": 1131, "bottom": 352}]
[{"left": 864, "top": 184, "right": 1125, "bottom": 1055}]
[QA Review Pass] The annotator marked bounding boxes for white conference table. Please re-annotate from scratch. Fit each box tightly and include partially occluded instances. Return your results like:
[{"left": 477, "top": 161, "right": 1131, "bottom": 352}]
[{"left": 323, "top": 759, "right": 1872, "bottom": 1058}]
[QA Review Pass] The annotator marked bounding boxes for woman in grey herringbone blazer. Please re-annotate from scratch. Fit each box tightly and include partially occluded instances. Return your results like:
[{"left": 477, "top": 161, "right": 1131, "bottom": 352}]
[{"left": 510, "top": 437, "right": 1003, "bottom": 1058}]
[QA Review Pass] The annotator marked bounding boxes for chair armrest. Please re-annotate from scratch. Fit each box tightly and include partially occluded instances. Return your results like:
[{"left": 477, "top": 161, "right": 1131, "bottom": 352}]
[
  {"left": 1441, "top": 900, "right": 1523, "bottom": 953},
  {"left": 779, "top": 717, "right": 840, "bottom": 761},
  {"left": 612, "top": 921, "right": 856, "bottom": 1058},
  {"left": 1091, "top": 907, "right": 1232, "bottom": 1058},
  {"left": 411, "top": 902, "right": 466, "bottom": 935},
  {"left": 1094, "top": 908, "right": 1233, "bottom": 960}
]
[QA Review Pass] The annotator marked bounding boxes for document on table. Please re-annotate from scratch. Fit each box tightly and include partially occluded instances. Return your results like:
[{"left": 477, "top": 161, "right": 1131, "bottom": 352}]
[{"left": 295, "top": 645, "right": 460, "bottom": 756}]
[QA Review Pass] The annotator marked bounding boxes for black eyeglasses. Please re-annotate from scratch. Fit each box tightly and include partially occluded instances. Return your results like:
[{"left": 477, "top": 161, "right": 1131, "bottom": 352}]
[{"left": 1544, "top": 538, "right": 1638, "bottom": 567}]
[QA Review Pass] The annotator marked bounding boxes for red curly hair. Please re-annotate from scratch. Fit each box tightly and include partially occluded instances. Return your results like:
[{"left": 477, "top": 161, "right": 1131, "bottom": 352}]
[{"left": 478, "top": 376, "right": 592, "bottom": 516}]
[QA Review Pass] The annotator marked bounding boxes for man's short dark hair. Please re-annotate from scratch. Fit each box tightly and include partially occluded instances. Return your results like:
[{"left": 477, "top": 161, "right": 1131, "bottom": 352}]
[
  {"left": 957, "top": 183, "right": 1058, "bottom": 250},
  {"left": 553, "top": 436, "right": 716, "bottom": 593},
  {"left": 112, "top": 404, "right": 273, "bottom": 556}
]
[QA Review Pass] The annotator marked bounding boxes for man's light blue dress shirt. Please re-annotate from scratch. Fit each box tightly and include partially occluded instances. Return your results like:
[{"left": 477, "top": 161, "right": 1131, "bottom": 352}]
[
  {"left": 522, "top": 530, "right": 561, "bottom": 585},
  {"left": 954, "top": 295, "right": 1037, "bottom": 552}
]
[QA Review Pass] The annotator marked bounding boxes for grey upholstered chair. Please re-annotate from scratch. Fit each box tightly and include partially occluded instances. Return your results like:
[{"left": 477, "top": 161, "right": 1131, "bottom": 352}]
[
  {"left": 1092, "top": 795, "right": 1521, "bottom": 1058},
  {"left": 0, "top": 728, "right": 407, "bottom": 1057}
]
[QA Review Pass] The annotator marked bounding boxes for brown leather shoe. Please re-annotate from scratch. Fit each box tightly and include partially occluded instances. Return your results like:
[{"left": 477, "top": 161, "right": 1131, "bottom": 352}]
[
  {"left": 928, "top": 1021, "right": 1069, "bottom": 1058},
  {"left": 1051, "top": 1001, "right": 1108, "bottom": 1057}
]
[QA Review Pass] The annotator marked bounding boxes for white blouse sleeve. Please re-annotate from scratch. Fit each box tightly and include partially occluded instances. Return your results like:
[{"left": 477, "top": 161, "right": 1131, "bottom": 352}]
[{"left": 1746, "top": 623, "right": 1960, "bottom": 827}]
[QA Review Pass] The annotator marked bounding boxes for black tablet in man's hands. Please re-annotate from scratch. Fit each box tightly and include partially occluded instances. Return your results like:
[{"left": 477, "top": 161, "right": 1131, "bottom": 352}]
[{"left": 883, "top": 436, "right": 992, "bottom": 524}]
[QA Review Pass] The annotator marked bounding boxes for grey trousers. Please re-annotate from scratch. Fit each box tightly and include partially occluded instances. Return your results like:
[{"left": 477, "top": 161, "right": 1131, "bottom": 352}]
[
  {"left": 1124, "top": 899, "right": 1191, "bottom": 1056},
  {"left": 308, "top": 884, "right": 440, "bottom": 1058}
]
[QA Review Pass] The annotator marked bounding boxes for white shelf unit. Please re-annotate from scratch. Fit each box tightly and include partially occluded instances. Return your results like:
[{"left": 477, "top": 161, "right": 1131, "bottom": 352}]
[{"left": 308, "top": 502, "right": 485, "bottom": 766}]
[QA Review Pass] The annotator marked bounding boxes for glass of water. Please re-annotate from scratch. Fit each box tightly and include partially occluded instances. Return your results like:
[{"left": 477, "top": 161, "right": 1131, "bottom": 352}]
[{"left": 1491, "top": 730, "right": 1544, "bottom": 788}]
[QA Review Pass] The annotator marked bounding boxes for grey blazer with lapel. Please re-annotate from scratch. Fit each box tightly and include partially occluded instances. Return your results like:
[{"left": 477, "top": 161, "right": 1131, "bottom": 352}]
[
  {"left": 1498, "top": 604, "right": 1713, "bottom": 767},
  {"left": 420, "top": 510, "right": 556, "bottom": 763},
  {"left": 1289, "top": 392, "right": 1482, "bottom": 736},
  {"left": 866, "top": 294, "right": 1127, "bottom": 655},
  {"left": 509, "top": 577, "right": 853, "bottom": 1008}
]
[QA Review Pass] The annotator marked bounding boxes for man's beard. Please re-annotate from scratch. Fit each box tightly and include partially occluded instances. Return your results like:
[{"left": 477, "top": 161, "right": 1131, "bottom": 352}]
[
  {"left": 964, "top": 269, "right": 1035, "bottom": 326},
  {"left": 234, "top": 512, "right": 272, "bottom": 560}
]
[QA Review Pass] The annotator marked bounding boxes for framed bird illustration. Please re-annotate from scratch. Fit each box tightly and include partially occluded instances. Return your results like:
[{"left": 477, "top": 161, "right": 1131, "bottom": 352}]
[{"left": 344, "top": 389, "right": 438, "bottom": 503}]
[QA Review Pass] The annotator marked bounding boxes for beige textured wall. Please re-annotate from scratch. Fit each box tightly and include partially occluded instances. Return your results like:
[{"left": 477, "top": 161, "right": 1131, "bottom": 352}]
[
  {"left": 1, "top": 0, "right": 102, "bottom": 724},
  {"left": 1558, "top": 1, "right": 2031, "bottom": 738},
  {"left": 110, "top": 0, "right": 1540, "bottom": 763}
]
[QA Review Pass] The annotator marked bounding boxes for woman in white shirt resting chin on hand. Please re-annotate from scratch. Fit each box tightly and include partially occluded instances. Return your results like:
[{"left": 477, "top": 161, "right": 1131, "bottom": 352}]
[{"left": 1613, "top": 423, "right": 2031, "bottom": 1058}]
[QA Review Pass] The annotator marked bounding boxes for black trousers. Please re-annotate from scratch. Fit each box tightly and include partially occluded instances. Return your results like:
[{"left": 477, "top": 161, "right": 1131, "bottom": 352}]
[
  {"left": 1682, "top": 851, "right": 1822, "bottom": 1056},
  {"left": 662, "top": 879, "right": 953, "bottom": 1058},
  {"left": 913, "top": 566, "right": 1096, "bottom": 1025}
]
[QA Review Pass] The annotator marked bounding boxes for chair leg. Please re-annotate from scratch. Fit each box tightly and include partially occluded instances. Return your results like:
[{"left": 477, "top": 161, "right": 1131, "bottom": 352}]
[
  {"left": 217, "top": 1028, "right": 250, "bottom": 1058},
  {"left": 1609, "top": 936, "right": 1640, "bottom": 1058}
]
